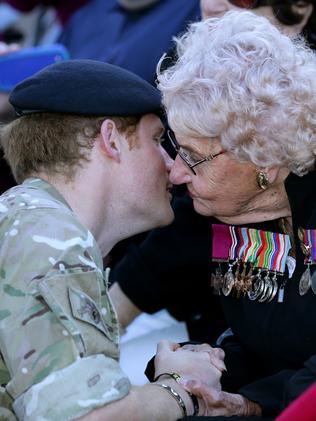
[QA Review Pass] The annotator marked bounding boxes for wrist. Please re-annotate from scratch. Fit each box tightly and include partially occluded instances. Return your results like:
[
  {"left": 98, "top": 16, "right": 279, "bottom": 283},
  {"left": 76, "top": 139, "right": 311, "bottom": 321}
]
[
  {"left": 240, "top": 395, "right": 262, "bottom": 416},
  {"left": 157, "top": 378, "right": 194, "bottom": 416},
  {"left": 154, "top": 373, "right": 200, "bottom": 416},
  {"left": 154, "top": 373, "right": 200, "bottom": 415}
]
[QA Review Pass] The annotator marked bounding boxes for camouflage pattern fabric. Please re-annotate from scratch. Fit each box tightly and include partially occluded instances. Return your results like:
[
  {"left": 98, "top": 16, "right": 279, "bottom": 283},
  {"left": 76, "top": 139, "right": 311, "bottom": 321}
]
[{"left": 0, "top": 178, "right": 131, "bottom": 420}]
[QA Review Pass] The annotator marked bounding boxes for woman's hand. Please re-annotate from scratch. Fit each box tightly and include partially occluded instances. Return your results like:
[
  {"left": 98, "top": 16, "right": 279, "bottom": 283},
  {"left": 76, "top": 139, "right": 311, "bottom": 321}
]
[{"left": 179, "top": 379, "right": 262, "bottom": 417}]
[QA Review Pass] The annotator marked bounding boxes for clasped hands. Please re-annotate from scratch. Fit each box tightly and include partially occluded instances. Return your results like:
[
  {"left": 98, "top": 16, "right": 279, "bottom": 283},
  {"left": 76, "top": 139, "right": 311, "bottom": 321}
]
[{"left": 154, "top": 341, "right": 261, "bottom": 417}]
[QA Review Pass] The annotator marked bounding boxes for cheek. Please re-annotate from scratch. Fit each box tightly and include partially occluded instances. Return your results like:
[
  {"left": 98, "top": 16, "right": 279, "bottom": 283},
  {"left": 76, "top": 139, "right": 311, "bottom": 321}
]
[
  {"left": 192, "top": 167, "right": 227, "bottom": 198},
  {"left": 144, "top": 150, "right": 168, "bottom": 188}
]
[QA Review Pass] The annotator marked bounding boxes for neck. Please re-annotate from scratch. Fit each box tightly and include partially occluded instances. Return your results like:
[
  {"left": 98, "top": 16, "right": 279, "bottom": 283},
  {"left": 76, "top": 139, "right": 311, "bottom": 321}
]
[
  {"left": 35, "top": 155, "right": 128, "bottom": 257},
  {"left": 218, "top": 176, "right": 292, "bottom": 227}
]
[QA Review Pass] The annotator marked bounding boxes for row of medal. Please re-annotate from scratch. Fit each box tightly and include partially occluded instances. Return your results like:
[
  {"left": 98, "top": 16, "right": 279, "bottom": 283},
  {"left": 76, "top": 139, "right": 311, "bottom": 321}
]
[
  {"left": 210, "top": 224, "right": 316, "bottom": 302},
  {"left": 211, "top": 263, "right": 285, "bottom": 302}
]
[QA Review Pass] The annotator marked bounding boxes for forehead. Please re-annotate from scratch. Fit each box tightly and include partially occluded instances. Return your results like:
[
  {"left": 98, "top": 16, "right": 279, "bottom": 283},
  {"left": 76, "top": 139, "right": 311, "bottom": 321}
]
[
  {"left": 174, "top": 131, "right": 221, "bottom": 150},
  {"left": 137, "top": 113, "right": 164, "bottom": 134}
]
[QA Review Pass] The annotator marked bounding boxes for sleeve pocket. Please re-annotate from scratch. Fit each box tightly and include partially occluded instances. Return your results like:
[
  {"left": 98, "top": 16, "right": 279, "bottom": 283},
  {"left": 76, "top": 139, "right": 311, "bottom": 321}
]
[{"left": 37, "top": 269, "right": 119, "bottom": 358}]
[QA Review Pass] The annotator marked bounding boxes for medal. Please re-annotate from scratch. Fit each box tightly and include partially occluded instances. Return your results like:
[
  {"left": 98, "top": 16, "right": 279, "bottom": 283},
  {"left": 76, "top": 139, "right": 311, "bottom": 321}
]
[
  {"left": 222, "top": 270, "right": 235, "bottom": 296},
  {"left": 298, "top": 228, "right": 316, "bottom": 295},
  {"left": 299, "top": 262, "right": 311, "bottom": 296},
  {"left": 248, "top": 270, "right": 264, "bottom": 300},
  {"left": 212, "top": 224, "right": 291, "bottom": 302},
  {"left": 211, "top": 266, "right": 223, "bottom": 295},
  {"left": 311, "top": 269, "right": 316, "bottom": 295},
  {"left": 221, "top": 261, "right": 235, "bottom": 296},
  {"left": 268, "top": 272, "right": 279, "bottom": 302},
  {"left": 259, "top": 273, "right": 272, "bottom": 302}
]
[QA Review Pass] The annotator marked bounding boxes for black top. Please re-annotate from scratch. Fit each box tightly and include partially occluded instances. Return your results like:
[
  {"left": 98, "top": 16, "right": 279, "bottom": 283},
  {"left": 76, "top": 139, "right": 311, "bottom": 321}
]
[
  {"left": 217, "top": 170, "right": 316, "bottom": 417},
  {"left": 112, "top": 171, "right": 316, "bottom": 419}
]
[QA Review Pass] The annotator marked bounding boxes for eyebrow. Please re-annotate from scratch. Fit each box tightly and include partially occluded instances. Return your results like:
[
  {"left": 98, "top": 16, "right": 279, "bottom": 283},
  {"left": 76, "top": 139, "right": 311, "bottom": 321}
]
[
  {"left": 178, "top": 137, "right": 220, "bottom": 153},
  {"left": 177, "top": 141, "right": 203, "bottom": 154},
  {"left": 179, "top": 143, "right": 196, "bottom": 151}
]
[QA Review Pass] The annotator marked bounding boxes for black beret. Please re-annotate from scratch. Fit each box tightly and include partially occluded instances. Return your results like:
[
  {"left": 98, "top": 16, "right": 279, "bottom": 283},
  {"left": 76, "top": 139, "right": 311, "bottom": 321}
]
[{"left": 9, "top": 59, "right": 162, "bottom": 117}]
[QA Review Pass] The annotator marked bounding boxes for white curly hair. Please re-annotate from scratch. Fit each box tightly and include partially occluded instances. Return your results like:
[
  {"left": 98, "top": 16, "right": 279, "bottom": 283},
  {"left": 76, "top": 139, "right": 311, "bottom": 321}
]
[{"left": 157, "top": 11, "right": 316, "bottom": 176}]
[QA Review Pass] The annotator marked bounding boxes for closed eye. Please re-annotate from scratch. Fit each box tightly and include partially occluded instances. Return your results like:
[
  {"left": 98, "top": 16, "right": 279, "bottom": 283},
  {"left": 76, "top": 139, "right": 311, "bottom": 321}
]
[
  {"left": 153, "top": 135, "right": 165, "bottom": 145},
  {"left": 181, "top": 147, "right": 201, "bottom": 164}
]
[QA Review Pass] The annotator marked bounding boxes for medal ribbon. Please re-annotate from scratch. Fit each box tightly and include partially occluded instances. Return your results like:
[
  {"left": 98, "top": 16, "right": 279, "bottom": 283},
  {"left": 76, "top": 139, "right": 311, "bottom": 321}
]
[
  {"left": 211, "top": 224, "right": 232, "bottom": 261},
  {"left": 243, "top": 228, "right": 258, "bottom": 264},
  {"left": 304, "top": 229, "right": 316, "bottom": 262},
  {"left": 211, "top": 224, "right": 291, "bottom": 274},
  {"left": 229, "top": 225, "right": 238, "bottom": 260},
  {"left": 238, "top": 227, "right": 249, "bottom": 262}
]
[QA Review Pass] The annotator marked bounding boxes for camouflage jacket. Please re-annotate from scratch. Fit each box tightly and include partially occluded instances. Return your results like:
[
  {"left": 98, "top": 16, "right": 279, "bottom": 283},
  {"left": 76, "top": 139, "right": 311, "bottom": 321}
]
[{"left": 0, "top": 178, "right": 130, "bottom": 420}]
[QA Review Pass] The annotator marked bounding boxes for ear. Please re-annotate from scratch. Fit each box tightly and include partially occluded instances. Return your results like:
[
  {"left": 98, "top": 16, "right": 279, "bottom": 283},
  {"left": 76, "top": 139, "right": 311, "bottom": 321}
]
[
  {"left": 264, "top": 166, "right": 286, "bottom": 185},
  {"left": 98, "top": 119, "right": 121, "bottom": 163},
  {"left": 265, "top": 167, "right": 278, "bottom": 185}
]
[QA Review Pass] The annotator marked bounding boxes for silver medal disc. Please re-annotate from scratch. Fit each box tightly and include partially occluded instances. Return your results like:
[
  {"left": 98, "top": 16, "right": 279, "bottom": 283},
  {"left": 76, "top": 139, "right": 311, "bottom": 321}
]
[
  {"left": 222, "top": 271, "right": 235, "bottom": 296},
  {"left": 248, "top": 277, "right": 264, "bottom": 301},
  {"left": 259, "top": 278, "right": 272, "bottom": 302},
  {"left": 267, "top": 277, "right": 278, "bottom": 302},
  {"left": 299, "top": 267, "right": 311, "bottom": 296},
  {"left": 311, "top": 269, "right": 316, "bottom": 295}
]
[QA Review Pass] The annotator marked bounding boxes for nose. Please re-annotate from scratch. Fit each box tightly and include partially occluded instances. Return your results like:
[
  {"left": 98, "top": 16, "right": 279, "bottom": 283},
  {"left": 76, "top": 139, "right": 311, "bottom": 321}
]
[
  {"left": 201, "top": 0, "right": 230, "bottom": 19},
  {"left": 169, "top": 155, "right": 192, "bottom": 185}
]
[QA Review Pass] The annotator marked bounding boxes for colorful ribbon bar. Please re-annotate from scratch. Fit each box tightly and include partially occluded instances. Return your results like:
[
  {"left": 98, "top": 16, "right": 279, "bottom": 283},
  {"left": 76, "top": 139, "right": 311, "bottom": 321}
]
[{"left": 212, "top": 224, "right": 291, "bottom": 274}]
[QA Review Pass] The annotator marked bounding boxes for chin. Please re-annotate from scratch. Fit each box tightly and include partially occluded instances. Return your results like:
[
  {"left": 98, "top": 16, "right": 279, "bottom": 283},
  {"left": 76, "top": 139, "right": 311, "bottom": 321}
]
[
  {"left": 193, "top": 200, "right": 214, "bottom": 217},
  {"left": 161, "top": 208, "right": 175, "bottom": 226},
  {"left": 154, "top": 206, "right": 175, "bottom": 228}
]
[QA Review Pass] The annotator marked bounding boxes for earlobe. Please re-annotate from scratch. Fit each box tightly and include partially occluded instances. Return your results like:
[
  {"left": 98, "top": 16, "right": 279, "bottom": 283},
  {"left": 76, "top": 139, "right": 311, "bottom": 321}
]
[
  {"left": 257, "top": 167, "right": 281, "bottom": 189},
  {"left": 266, "top": 167, "right": 280, "bottom": 185},
  {"left": 99, "top": 119, "right": 121, "bottom": 162}
]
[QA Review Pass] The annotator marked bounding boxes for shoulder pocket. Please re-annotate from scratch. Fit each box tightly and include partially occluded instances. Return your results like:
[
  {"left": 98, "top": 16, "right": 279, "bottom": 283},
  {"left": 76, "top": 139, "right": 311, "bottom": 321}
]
[{"left": 38, "top": 269, "right": 119, "bottom": 358}]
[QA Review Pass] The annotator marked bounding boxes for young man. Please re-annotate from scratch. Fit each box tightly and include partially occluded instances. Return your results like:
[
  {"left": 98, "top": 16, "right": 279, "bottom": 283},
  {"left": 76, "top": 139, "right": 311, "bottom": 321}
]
[{"left": 0, "top": 60, "right": 225, "bottom": 420}]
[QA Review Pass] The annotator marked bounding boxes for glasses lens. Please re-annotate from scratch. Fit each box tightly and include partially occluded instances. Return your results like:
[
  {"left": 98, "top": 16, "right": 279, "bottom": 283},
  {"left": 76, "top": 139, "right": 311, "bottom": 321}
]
[{"left": 228, "top": 0, "right": 257, "bottom": 8}]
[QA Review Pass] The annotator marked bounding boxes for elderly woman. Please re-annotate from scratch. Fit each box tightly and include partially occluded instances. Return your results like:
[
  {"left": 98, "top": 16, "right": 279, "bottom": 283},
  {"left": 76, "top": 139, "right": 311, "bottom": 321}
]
[
  {"left": 110, "top": 0, "right": 315, "bottom": 347},
  {"left": 157, "top": 10, "right": 316, "bottom": 420}
]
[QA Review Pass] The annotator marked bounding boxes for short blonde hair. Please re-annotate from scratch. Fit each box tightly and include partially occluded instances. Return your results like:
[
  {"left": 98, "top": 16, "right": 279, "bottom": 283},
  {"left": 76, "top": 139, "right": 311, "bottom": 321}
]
[
  {"left": 158, "top": 11, "right": 316, "bottom": 176},
  {"left": 1, "top": 113, "right": 140, "bottom": 183}
]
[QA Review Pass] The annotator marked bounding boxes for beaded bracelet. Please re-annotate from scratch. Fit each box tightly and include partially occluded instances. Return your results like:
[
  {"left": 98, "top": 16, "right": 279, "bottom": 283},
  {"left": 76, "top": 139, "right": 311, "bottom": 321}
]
[
  {"left": 154, "top": 372, "right": 199, "bottom": 416},
  {"left": 151, "top": 383, "right": 187, "bottom": 417}
]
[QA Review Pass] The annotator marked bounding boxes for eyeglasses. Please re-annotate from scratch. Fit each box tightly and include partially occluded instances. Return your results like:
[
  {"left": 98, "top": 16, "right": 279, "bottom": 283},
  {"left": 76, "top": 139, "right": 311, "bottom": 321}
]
[{"left": 167, "top": 130, "right": 226, "bottom": 175}]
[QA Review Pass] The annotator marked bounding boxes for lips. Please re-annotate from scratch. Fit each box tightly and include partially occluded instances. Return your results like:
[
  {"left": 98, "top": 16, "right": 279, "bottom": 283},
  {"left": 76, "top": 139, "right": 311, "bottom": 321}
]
[
  {"left": 187, "top": 188, "right": 197, "bottom": 199},
  {"left": 166, "top": 183, "right": 173, "bottom": 192}
]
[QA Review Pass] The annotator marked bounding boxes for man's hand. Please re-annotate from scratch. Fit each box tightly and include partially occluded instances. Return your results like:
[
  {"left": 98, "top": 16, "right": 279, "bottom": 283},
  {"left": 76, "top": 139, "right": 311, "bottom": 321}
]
[
  {"left": 154, "top": 341, "right": 225, "bottom": 391},
  {"left": 179, "top": 343, "right": 226, "bottom": 376},
  {"left": 179, "top": 379, "right": 262, "bottom": 417}
]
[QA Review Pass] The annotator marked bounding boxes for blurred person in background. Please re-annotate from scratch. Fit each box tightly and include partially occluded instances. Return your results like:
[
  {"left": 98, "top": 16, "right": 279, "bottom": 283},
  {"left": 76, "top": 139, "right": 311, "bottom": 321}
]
[{"left": 58, "top": 0, "right": 201, "bottom": 84}]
